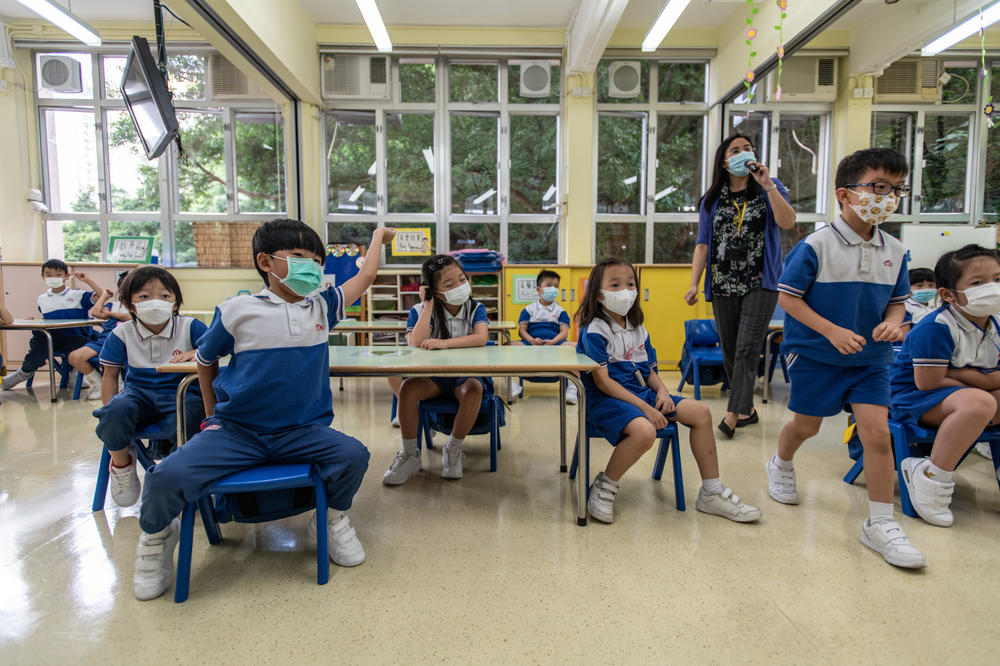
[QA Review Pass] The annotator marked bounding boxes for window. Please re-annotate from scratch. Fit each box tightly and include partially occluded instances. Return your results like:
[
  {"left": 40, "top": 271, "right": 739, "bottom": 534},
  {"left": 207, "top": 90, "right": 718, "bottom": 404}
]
[
  {"left": 326, "top": 111, "right": 376, "bottom": 215},
  {"left": 509, "top": 115, "right": 557, "bottom": 214},
  {"left": 921, "top": 114, "right": 969, "bottom": 213},
  {"left": 387, "top": 113, "right": 435, "bottom": 214},
  {"left": 597, "top": 113, "right": 645, "bottom": 215},
  {"left": 450, "top": 112, "right": 498, "bottom": 215},
  {"left": 37, "top": 50, "right": 288, "bottom": 266}
]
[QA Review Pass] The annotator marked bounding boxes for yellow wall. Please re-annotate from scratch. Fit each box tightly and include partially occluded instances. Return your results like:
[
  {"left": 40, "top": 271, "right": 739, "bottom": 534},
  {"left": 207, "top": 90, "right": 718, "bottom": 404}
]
[{"left": 0, "top": 47, "right": 41, "bottom": 263}]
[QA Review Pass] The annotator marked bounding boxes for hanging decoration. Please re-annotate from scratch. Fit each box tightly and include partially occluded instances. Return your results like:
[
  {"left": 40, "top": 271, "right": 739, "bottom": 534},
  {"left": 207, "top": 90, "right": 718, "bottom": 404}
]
[
  {"left": 774, "top": 0, "right": 788, "bottom": 100},
  {"left": 982, "top": 7, "right": 995, "bottom": 127},
  {"left": 743, "top": 0, "right": 759, "bottom": 105}
]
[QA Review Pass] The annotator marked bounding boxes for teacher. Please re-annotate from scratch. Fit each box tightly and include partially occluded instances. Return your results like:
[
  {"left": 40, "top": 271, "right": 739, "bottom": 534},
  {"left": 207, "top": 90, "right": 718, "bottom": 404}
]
[{"left": 684, "top": 133, "right": 796, "bottom": 439}]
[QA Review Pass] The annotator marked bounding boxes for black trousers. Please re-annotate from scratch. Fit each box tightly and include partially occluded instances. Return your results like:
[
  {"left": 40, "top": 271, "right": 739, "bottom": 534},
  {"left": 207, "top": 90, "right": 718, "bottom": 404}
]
[{"left": 711, "top": 289, "right": 778, "bottom": 415}]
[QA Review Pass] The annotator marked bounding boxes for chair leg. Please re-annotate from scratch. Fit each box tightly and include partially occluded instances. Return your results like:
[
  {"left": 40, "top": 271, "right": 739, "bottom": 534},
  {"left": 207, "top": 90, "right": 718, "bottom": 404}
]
[
  {"left": 843, "top": 455, "right": 864, "bottom": 484},
  {"left": 197, "top": 497, "right": 222, "bottom": 544},
  {"left": 390, "top": 394, "right": 397, "bottom": 421},
  {"left": 92, "top": 447, "right": 111, "bottom": 511},
  {"left": 569, "top": 443, "right": 578, "bottom": 480},
  {"left": 990, "top": 441, "right": 1000, "bottom": 495},
  {"left": 670, "top": 430, "right": 685, "bottom": 511},
  {"left": 313, "top": 468, "right": 329, "bottom": 586},
  {"left": 174, "top": 502, "right": 197, "bottom": 603},
  {"left": 677, "top": 367, "right": 686, "bottom": 393},
  {"left": 489, "top": 403, "right": 498, "bottom": 472},
  {"left": 73, "top": 371, "right": 84, "bottom": 400},
  {"left": 692, "top": 358, "right": 701, "bottom": 401},
  {"left": 651, "top": 437, "right": 668, "bottom": 481},
  {"left": 889, "top": 422, "right": 917, "bottom": 519}
]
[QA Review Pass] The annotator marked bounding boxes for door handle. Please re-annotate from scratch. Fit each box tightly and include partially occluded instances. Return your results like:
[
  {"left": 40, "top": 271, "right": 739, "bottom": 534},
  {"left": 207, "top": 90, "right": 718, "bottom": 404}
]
[
  {"left": 644, "top": 288, "right": 649, "bottom": 302},
  {"left": 561, "top": 288, "right": 566, "bottom": 301},
  {"left": 570, "top": 289, "right": 575, "bottom": 302}
]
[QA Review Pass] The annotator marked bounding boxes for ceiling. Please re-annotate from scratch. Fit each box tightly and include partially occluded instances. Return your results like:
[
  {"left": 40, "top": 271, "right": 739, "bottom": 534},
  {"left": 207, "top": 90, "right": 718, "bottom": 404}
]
[{"left": 0, "top": 0, "right": 153, "bottom": 22}]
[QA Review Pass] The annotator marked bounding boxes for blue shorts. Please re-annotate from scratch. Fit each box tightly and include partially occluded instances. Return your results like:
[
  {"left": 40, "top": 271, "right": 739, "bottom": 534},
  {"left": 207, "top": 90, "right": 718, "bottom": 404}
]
[
  {"left": 891, "top": 385, "right": 964, "bottom": 425},
  {"left": 84, "top": 337, "right": 107, "bottom": 354},
  {"left": 518, "top": 339, "right": 571, "bottom": 346},
  {"left": 586, "top": 386, "right": 684, "bottom": 445},
  {"left": 431, "top": 376, "right": 494, "bottom": 396},
  {"left": 786, "top": 353, "right": 890, "bottom": 417}
]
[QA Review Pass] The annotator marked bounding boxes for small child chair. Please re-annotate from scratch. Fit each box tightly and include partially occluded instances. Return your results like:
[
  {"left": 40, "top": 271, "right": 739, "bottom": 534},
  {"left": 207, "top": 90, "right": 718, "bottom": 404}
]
[
  {"left": 677, "top": 319, "right": 727, "bottom": 400},
  {"left": 92, "top": 423, "right": 172, "bottom": 511},
  {"left": 417, "top": 392, "right": 505, "bottom": 471}
]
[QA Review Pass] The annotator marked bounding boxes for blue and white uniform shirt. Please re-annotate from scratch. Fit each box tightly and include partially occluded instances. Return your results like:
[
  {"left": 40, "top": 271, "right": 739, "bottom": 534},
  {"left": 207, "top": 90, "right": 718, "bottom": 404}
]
[
  {"left": 778, "top": 217, "right": 909, "bottom": 366},
  {"left": 406, "top": 300, "right": 488, "bottom": 338},
  {"left": 98, "top": 301, "right": 128, "bottom": 336},
  {"left": 578, "top": 317, "right": 658, "bottom": 395},
  {"left": 519, "top": 300, "right": 570, "bottom": 340},
  {"left": 100, "top": 315, "right": 207, "bottom": 391},
  {"left": 38, "top": 288, "right": 97, "bottom": 338},
  {"left": 903, "top": 296, "right": 935, "bottom": 327},
  {"left": 893, "top": 304, "right": 1000, "bottom": 382},
  {"left": 196, "top": 286, "right": 345, "bottom": 432}
]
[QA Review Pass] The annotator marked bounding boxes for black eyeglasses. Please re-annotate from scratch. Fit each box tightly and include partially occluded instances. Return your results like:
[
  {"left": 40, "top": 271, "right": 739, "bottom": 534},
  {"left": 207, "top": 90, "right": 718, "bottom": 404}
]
[{"left": 844, "top": 182, "right": 911, "bottom": 197}]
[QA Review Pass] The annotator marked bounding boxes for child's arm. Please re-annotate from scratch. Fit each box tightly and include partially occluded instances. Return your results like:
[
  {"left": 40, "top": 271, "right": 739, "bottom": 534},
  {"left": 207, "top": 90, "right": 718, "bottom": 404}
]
[
  {"left": 591, "top": 366, "right": 669, "bottom": 430},
  {"left": 73, "top": 271, "right": 103, "bottom": 303},
  {"left": 518, "top": 321, "right": 538, "bottom": 345},
  {"left": 778, "top": 292, "right": 867, "bottom": 354},
  {"left": 198, "top": 361, "right": 220, "bottom": 417},
  {"left": 644, "top": 368, "right": 675, "bottom": 415},
  {"left": 943, "top": 367, "right": 1000, "bottom": 391},
  {"left": 872, "top": 303, "right": 906, "bottom": 343},
  {"left": 0, "top": 302, "right": 12, "bottom": 325},
  {"left": 100, "top": 365, "right": 121, "bottom": 404},
  {"left": 548, "top": 323, "right": 570, "bottom": 345},
  {"left": 421, "top": 322, "right": 488, "bottom": 350},
  {"left": 88, "top": 289, "right": 114, "bottom": 319},
  {"left": 407, "top": 294, "right": 435, "bottom": 347},
  {"left": 339, "top": 227, "right": 396, "bottom": 306}
]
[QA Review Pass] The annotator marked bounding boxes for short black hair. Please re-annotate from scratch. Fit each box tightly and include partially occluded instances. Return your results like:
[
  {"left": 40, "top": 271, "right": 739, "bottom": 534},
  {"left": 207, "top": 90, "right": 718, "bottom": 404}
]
[
  {"left": 251, "top": 219, "right": 326, "bottom": 285},
  {"left": 909, "top": 267, "right": 935, "bottom": 285},
  {"left": 119, "top": 266, "right": 183, "bottom": 320},
  {"left": 536, "top": 269, "right": 560, "bottom": 286},
  {"left": 41, "top": 259, "right": 68, "bottom": 274},
  {"left": 934, "top": 244, "right": 1000, "bottom": 291},
  {"left": 835, "top": 148, "right": 909, "bottom": 193}
]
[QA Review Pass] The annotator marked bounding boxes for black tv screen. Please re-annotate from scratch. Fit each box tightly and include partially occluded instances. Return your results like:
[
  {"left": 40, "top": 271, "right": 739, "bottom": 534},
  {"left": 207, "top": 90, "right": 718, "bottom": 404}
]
[{"left": 121, "top": 36, "right": 178, "bottom": 160}]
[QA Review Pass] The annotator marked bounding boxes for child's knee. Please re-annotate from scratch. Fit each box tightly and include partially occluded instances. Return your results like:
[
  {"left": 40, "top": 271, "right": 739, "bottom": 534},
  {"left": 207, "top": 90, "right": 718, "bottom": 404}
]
[
  {"left": 462, "top": 379, "right": 483, "bottom": 397},
  {"left": 629, "top": 418, "right": 658, "bottom": 446},
  {"left": 790, "top": 415, "right": 821, "bottom": 439},
  {"left": 857, "top": 422, "right": 891, "bottom": 451},
  {"left": 687, "top": 401, "right": 712, "bottom": 426},
  {"left": 963, "top": 390, "right": 997, "bottom": 421}
]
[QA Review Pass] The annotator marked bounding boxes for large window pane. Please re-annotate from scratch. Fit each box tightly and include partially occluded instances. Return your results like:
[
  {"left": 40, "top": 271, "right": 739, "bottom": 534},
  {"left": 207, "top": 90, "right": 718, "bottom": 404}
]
[
  {"left": 174, "top": 221, "right": 196, "bottom": 265},
  {"left": 103, "top": 55, "right": 126, "bottom": 99},
  {"left": 326, "top": 111, "right": 376, "bottom": 215},
  {"left": 596, "top": 223, "right": 645, "bottom": 264},
  {"left": 871, "top": 111, "right": 916, "bottom": 215},
  {"left": 653, "top": 222, "right": 698, "bottom": 263},
  {"left": 986, "top": 67, "right": 1000, "bottom": 214},
  {"left": 728, "top": 110, "right": 771, "bottom": 159},
  {"left": 655, "top": 115, "right": 702, "bottom": 213},
  {"left": 108, "top": 220, "right": 163, "bottom": 258},
  {"left": 46, "top": 220, "right": 100, "bottom": 262},
  {"left": 597, "top": 113, "right": 645, "bottom": 215},
  {"left": 450, "top": 222, "right": 499, "bottom": 251},
  {"left": 510, "top": 115, "right": 557, "bottom": 214},
  {"left": 386, "top": 113, "right": 434, "bottom": 213},
  {"left": 449, "top": 63, "right": 498, "bottom": 103},
  {"left": 657, "top": 62, "right": 706, "bottom": 103},
  {"left": 235, "top": 111, "right": 285, "bottom": 213},
  {"left": 167, "top": 55, "right": 206, "bottom": 100},
  {"left": 106, "top": 110, "right": 160, "bottom": 212},
  {"left": 177, "top": 110, "right": 225, "bottom": 213},
  {"left": 43, "top": 109, "right": 100, "bottom": 212},
  {"left": 922, "top": 114, "right": 969, "bottom": 213},
  {"left": 327, "top": 221, "right": 377, "bottom": 246},
  {"left": 451, "top": 113, "right": 498, "bottom": 215},
  {"left": 508, "top": 222, "right": 558, "bottom": 263},
  {"left": 385, "top": 222, "right": 438, "bottom": 265},
  {"left": 37, "top": 53, "right": 93, "bottom": 100},
  {"left": 399, "top": 59, "right": 435, "bottom": 103},
  {"left": 597, "top": 60, "right": 649, "bottom": 104},
  {"left": 507, "top": 60, "right": 560, "bottom": 104},
  {"left": 777, "top": 113, "right": 821, "bottom": 214}
]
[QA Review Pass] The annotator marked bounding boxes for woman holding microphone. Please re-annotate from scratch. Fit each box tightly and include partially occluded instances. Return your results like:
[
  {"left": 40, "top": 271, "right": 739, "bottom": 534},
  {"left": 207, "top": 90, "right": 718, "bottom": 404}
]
[{"left": 685, "top": 134, "right": 796, "bottom": 438}]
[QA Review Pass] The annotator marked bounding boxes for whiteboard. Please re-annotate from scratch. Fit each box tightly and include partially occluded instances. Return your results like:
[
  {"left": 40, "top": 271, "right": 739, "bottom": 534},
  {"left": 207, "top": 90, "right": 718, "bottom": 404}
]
[{"left": 900, "top": 224, "right": 997, "bottom": 270}]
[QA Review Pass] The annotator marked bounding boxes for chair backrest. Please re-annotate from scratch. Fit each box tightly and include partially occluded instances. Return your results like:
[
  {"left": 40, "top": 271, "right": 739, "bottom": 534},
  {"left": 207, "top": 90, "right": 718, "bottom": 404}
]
[{"left": 684, "top": 319, "right": 719, "bottom": 347}]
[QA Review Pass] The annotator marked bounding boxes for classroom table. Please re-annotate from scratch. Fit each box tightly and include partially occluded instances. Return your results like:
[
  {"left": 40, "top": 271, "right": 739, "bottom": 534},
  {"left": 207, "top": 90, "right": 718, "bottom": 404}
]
[
  {"left": 158, "top": 345, "right": 600, "bottom": 525},
  {"left": 1, "top": 319, "right": 102, "bottom": 403},
  {"left": 762, "top": 319, "right": 783, "bottom": 404},
  {"left": 179, "top": 310, "right": 215, "bottom": 326}
]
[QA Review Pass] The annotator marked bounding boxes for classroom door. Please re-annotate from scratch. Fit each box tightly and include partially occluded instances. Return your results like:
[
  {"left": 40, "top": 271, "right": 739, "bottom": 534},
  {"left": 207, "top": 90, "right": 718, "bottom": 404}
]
[{"left": 638, "top": 266, "right": 712, "bottom": 367}]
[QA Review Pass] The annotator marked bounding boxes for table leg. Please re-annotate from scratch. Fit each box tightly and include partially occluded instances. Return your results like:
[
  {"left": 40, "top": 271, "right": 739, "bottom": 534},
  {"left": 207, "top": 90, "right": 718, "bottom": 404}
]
[
  {"left": 43, "top": 330, "right": 56, "bottom": 403},
  {"left": 559, "top": 379, "right": 567, "bottom": 472},
  {"left": 501, "top": 331, "right": 515, "bottom": 401},
  {"left": 565, "top": 373, "right": 587, "bottom": 526}
]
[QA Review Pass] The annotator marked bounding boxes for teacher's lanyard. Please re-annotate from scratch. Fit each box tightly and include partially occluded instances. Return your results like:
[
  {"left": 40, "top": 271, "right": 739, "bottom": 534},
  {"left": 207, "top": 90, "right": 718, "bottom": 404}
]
[{"left": 734, "top": 199, "right": 748, "bottom": 237}]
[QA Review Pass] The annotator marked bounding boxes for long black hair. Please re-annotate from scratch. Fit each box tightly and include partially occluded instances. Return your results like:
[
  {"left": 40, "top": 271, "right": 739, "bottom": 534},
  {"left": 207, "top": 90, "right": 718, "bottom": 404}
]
[
  {"left": 699, "top": 133, "right": 762, "bottom": 211},
  {"left": 576, "top": 258, "right": 643, "bottom": 330},
  {"left": 421, "top": 254, "right": 481, "bottom": 339}
]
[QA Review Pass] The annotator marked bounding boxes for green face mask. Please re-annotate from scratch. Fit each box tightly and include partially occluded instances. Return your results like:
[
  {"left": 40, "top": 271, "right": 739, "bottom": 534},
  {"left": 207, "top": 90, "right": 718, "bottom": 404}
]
[{"left": 271, "top": 254, "right": 323, "bottom": 296}]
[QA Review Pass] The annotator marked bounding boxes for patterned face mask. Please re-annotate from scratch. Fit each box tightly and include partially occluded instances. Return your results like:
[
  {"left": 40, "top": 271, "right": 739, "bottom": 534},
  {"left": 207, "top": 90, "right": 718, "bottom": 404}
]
[{"left": 848, "top": 189, "right": 898, "bottom": 226}]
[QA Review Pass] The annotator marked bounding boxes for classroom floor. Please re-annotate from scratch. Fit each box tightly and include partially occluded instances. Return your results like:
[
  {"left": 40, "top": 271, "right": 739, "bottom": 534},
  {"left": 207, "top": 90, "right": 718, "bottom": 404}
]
[{"left": 2, "top": 373, "right": 1000, "bottom": 664}]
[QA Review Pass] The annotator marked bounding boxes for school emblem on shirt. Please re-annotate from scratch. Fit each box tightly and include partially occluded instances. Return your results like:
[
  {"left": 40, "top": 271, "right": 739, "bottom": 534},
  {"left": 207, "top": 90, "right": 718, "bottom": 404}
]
[
  {"left": 204, "top": 424, "right": 221, "bottom": 431},
  {"left": 315, "top": 323, "right": 324, "bottom": 331},
  {"left": 883, "top": 260, "right": 893, "bottom": 268},
  {"left": 171, "top": 349, "right": 183, "bottom": 357}
]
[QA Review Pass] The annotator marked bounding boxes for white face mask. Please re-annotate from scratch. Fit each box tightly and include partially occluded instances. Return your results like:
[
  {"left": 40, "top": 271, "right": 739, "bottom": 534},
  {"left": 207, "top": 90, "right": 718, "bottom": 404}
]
[
  {"left": 956, "top": 283, "right": 1000, "bottom": 317},
  {"left": 135, "top": 299, "right": 175, "bottom": 326},
  {"left": 45, "top": 277, "right": 65, "bottom": 289},
  {"left": 600, "top": 289, "right": 638, "bottom": 317},
  {"left": 848, "top": 190, "right": 899, "bottom": 226},
  {"left": 440, "top": 281, "right": 471, "bottom": 306}
]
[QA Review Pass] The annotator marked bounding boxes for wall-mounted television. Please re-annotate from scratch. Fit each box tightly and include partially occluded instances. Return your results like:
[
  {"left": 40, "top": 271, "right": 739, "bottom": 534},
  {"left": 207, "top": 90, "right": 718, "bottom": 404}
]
[{"left": 120, "top": 36, "right": 178, "bottom": 160}]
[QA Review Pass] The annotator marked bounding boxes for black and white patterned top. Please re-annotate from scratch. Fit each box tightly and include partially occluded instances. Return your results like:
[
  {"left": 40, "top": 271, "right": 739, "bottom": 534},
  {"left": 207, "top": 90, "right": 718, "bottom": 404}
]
[{"left": 710, "top": 185, "right": 768, "bottom": 298}]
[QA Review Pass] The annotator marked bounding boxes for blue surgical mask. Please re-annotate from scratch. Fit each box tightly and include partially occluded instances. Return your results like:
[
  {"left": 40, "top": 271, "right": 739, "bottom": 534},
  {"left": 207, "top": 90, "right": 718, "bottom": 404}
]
[
  {"left": 541, "top": 286, "right": 559, "bottom": 302},
  {"left": 726, "top": 151, "right": 756, "bottom": 178},
  {"left": 912, "top": 288, "right": 936, "bottom": 304},
  {"left": 271, "top": 255, "right": 323, "bottom": 297}
]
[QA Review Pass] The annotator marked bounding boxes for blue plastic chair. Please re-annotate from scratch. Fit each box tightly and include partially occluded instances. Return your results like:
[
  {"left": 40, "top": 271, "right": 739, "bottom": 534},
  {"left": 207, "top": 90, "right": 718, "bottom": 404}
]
[
  {"left": 844, "top": 419, "right": 1000, "bottom": 518},
  {"left": 25, "top": 352, "right": 96, "bottom": 400},
  {"left": 418, "top": 393, "right": 505, "bottom": 471},
  {"left": 568, "top": 423, "right": 685, "bottom": 511},
  {"left": 174, "top": 463, "right": 329, "bottom": 602},
  {"left": 92, "top": 424, "right": 168, "bottom": 511},
  {"left": 677, "top": 319, "right": 727, "bottom": 400}
]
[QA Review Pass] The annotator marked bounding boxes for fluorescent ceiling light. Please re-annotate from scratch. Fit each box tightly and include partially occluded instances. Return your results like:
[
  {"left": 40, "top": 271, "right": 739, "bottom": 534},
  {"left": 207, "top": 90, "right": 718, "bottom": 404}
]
[
  {"left": 348, "top": 186, "right": 366, "bottom": 202},
  {"left": 542, "top": 185, "right": 557, "bottom": 201},
  {"left": 16, "top": 0, "right": 101, "bottom": 46},
  {"left": 922, "top": 1, "right": 1000, "bottom": 56},
  {"left": 642, "top": 0, "right": 691, "bottom": 52},
  {"left": 472, "top": 188, "right": 496, "bottom": 205},
  {"left": 653, "top": 186, "right": 677, "bottom": 201},
  {"left": 422, "top": 148, "right": 434, "bottom": 173},
  {"left": 356, "top": 0, "right": 392, "bottom": 53}
]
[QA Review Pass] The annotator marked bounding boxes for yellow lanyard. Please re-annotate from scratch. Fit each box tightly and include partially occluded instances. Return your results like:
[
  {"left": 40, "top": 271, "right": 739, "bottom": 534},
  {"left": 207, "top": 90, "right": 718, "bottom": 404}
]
[{"left": 734, "top": 199, "right": 748, "bottom": 236}]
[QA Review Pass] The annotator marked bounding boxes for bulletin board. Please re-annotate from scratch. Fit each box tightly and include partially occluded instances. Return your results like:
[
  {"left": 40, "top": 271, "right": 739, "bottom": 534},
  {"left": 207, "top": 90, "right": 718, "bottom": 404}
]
[{"left": 900, "top": 224, "right": 998, "bottom": 270}]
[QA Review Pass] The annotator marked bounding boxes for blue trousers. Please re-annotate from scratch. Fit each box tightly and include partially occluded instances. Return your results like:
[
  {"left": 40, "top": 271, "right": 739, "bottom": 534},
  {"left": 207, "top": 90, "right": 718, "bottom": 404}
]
[
  {"left": 93, "top": 385, "right": 205, "bottom": 452},
  {"left": 139, "top": 417, "right": 370, "bottom": 534},
  {"left": 22, "top": 331, "right": 94, "bottom": 373}
]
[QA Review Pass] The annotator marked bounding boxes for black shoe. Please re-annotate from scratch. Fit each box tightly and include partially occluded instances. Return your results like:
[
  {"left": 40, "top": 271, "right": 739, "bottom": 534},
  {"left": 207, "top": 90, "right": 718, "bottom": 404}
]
[
  {"left": 717, "top": 419, "right": 735, "bottom": 439},
  {"left": 736, "top": 411, "right": 759, "bottom": 428}
]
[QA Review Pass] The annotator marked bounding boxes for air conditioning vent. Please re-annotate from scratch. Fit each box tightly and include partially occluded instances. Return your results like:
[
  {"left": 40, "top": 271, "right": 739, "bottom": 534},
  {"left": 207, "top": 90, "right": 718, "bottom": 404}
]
[
  {"left": 210, "top": 54, "right": 248, "bottom": 97},
  {"left": 519, "top": 61, "right": 551, "bottom": 98},
  {"left": 39, "top": 55, "right": 82, "bottom": 93},
  {"left": 321, "top": 54, "right": 390, "bottom": 100},
  {"left": 370, "top": 56, "right": 387, "bottom": 85},
  {"left": 817, "top": 58, "right": 836, "bottom": 87},
  {"left": 608, "top": 60, "right": 641, "bottom": 98},
  {"left": 874, "top": 58, "right": 940, "bottom": 102},
  {"left": 766, "top": 56, "right": 837, "bottom": 102}
]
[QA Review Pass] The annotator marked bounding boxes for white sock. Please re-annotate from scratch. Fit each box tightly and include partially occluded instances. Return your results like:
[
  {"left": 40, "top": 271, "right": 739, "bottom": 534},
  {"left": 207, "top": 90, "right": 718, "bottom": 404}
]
[
  {"left": 925, "top": 460, "right": 953, "bottom": 484},
  {"left": 773, "top": 453, "right": 794, "bottom": 470},
  {"left": 598, "top": 470, "right": 620, "bottom": 486},
  {"left": 327, "top": 510, "right": 344, "bottom": 524},
  {"left": 85, "top": 370, "right": 102, "bottom": 385},
  {"left": 402, "top": 437, "right": 418, "bottom": 456},
  {"left": 447, "top": 436, "right": 464, "bottom": 450},
  {"left": 701, "top": 477, "right": 724, "bottom": 495},
  {"left": 869, "top": 501, "right": 894, "bottom": 523}
]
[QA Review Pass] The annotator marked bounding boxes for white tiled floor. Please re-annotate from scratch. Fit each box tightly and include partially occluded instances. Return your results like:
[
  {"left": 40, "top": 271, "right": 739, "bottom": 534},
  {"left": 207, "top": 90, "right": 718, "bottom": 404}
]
[{"left": 2, "top": 374, "right": 1000, "bottom": 663}]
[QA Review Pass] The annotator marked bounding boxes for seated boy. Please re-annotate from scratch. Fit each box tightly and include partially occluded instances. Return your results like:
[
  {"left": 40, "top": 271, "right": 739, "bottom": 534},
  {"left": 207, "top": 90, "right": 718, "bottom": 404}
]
[
  {"left": 130, "top": 220, "right": 394, "bottom": 600},
  {"left": 2, "top": 260, "right": 103, "bottom": 391},
  {"left": 901, "top": 267, "right": 937, "bottom": 334},
  {"left": 515, "top": 269, "right": 577, "bottom": 404}
]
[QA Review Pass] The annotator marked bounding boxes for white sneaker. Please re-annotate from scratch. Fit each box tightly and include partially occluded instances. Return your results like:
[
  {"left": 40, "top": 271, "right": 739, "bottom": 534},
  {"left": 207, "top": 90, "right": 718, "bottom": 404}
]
[
  {"left": 766, "top": 454, "right": 799, "bottom": 504},
  {"left": 391, "top": 414, "right": 400, "bottom": 427},
  {"left": 587, "top": 471, "right": 619, "bottom": 523},
  {"left": 86, "top": 385, "right": 103, "bottom": 401},
  {"left": 974, "top": 442, "right": 993, "bottom": 460},
  {"left": 441, "top": 444, "right": 464, "bottom": 479},
  {"left": 1, "top": 369, "right": 32, "bottom": 391},
  {"left": 900, "top": 457, "right": 955, "bottom": 527},
  {"left": 511, "top": 382, "right": 523, "bottom": 398},
  {"left": 695, "top": 487, "right": 762, "bottom": 522},
  {"left": 861, "top": 518, "right": 926, "bottom": 569},
  {"left": 310, "top": 511, "right": 366, "bottom": 566},
  {"left": 382, "top": 449, "right": 420, "bottom": 485},
  {"left": 109, "top": 453, "right": 141, "bottom": 507},
  {"left": 565, "top": 383, "right": 578, "bottom": 405},
  {"left": 133, "top": 518, "right": 180, "bottom": 600}
]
